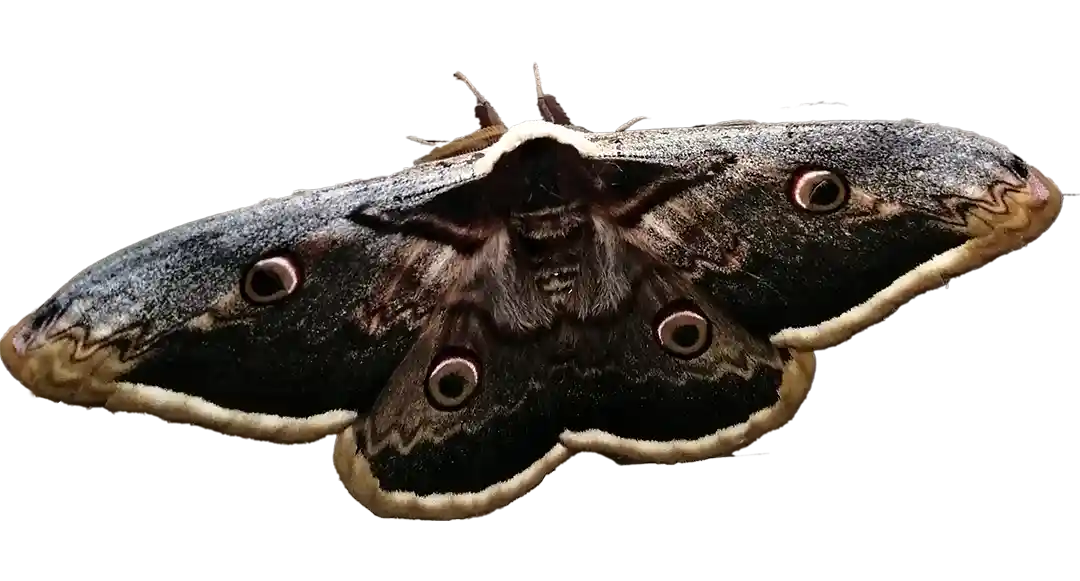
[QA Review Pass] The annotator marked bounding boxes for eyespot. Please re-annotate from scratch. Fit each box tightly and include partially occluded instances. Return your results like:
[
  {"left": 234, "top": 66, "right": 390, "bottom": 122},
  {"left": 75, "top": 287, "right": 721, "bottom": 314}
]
[
  {"left": 425, "top": 351, "right": 481, "bottom": 411},
  {"left": 655, "top": 305, "right": 712, "bottom": 359},
  {"left": 791, "top": 169, "right": 849, "bottom": 212},
  {"left": 242, "top": 255, "right": 301, "bottom": 304}
]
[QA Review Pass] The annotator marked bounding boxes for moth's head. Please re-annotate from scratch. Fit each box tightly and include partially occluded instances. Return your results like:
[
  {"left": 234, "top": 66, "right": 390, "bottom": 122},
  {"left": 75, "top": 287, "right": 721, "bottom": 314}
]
[{"left": 670, "top": 120, "right": 1064, "bottom": 348}]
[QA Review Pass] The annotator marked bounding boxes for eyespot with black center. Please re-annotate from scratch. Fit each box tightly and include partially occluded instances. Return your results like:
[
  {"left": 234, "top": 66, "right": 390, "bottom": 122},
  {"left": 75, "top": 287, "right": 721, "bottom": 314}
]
[
  {"left": 654, "top": 302, "right": 712, "bottom": 359},
  {"left": 425, "top": 349, "right": 482, "bottom": 411},
  {"left": 241, "top": 255, "right": 302, "bottom": 304},
  {"left": 790, "top": 169, "right": 849, "bottom": 213}
]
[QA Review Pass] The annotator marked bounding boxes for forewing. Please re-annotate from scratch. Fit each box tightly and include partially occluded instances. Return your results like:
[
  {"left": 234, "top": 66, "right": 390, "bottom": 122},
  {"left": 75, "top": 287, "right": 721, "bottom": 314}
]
[{"left": 1, "top": 160, "right": 486, "bottom": 443}]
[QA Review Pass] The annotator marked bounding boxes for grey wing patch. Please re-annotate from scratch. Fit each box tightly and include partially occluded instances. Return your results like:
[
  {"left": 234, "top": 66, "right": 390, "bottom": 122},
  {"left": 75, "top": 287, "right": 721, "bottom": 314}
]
[{"left": 0, "top": 166, "right": 484, "bottom": 443}]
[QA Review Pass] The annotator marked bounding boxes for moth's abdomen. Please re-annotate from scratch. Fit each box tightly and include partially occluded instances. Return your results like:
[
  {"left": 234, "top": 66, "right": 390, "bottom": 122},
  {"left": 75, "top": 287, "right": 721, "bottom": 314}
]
[{"left": 509, "top": 207, "right": 592, "bottom": 298}]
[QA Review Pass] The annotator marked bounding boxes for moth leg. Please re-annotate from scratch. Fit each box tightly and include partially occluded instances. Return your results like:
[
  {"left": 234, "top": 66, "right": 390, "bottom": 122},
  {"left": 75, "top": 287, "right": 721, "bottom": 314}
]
[
  {"left": 614, "top": 116, "right": 648, "bottom": 131},
  {"left": 453, "top": 70, "right": 504, "bottom": 129},
  {"left": 405, "top": 136, "right": 447, "bottom": 146},
  {"left": 411, "top": 65, "right": 634, "bottom": 162},
  {"left": 533, "top": 62, "right": 575, "bottom": 126},
  {"left": 406, "top": 69, "right": 509, "bottom": 160},
  {"left": 410, "top": 70, "right": 516, "bottom": 161}
]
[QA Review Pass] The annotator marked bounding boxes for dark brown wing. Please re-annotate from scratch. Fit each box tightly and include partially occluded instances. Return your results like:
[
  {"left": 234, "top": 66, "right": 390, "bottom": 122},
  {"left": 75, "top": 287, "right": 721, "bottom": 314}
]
[{"left": 333, "top": 272, "right": 814, "bottom": 520}]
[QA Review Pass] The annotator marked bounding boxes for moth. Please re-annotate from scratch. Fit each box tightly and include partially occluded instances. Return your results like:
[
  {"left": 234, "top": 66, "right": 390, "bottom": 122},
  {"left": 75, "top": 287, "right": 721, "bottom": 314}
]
[{"left": 1, "top": 65, "right": 1063, "bottom": 520}]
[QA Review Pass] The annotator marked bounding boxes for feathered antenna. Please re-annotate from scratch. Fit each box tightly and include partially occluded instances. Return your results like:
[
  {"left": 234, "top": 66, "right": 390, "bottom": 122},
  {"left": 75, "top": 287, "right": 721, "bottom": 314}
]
[{"left": 405, "top": 70, "right": 508, "bottom": 148}]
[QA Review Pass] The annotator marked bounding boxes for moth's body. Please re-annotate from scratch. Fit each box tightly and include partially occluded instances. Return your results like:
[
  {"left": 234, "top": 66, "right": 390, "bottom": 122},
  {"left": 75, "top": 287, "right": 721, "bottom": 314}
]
[
  {"left": 0, "top": 67, "right": 1064, "bottom": 519},
  {"left": 514, "top": 206, "right": 590, "bottom": 297}
]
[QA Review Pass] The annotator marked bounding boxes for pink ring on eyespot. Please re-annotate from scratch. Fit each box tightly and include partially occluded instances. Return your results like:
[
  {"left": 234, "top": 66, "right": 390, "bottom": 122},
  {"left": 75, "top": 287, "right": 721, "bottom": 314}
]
[
  {"left": 244, "top": 256, "right": 301, "bottom": 303},
  {"left": 791, "top": 169, "right": 848, "bottom": 212}
]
